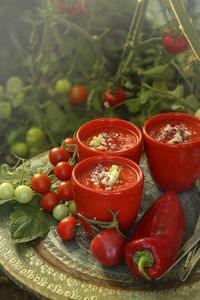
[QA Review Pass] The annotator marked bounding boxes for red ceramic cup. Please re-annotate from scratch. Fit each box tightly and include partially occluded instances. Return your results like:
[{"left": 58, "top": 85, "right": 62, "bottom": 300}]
[
  {"left": 143, "top": 112, "right": 200, "bottom": 192},
  {"left": 71, "top": 155, "right": 144, "bottom": 238},
  {"left": 76, "top": 118, "right": 143, "bottom": 163}
]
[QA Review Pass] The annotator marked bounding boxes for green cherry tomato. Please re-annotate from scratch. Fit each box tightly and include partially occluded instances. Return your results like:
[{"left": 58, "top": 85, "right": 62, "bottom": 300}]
[
  {"left": 53, "top": 204, "right": 70, "bottom": 221},
  {"left": 14, "top": 185, "right": 33, "bottom": 204},
  {"left": 55, "top": 79, "right": 72, "bottom": 94},
  {"left": 11, "top": 142, "right": 28, "bottom": 158},
  {"left": 68, "top": 200, "right": 77, "bottom": 217},
  {"left": 26, "top": 127, "right": 45, "bottom": 147},
  {"left": 0, "top": 182, "right": 14, "bottom": 200}
]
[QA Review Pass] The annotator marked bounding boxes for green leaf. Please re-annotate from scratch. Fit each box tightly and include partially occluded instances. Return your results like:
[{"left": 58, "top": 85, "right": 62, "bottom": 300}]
[
  {"left": 0, "top": 162, "right": 33, "bottom": 187},
  {"left": 6, "top": 76, "right": 23, "bottom": 94},
  {"left": 185, "top": 94, "right": 200, "bottom": 111},
  {"left": 0, "top": 102, "right": 11, "bottom": 119},
  {"left": 169, "top": 85, "right": 184, "bottom": 99},
  {"left": 0, "top": 198, "right": 16, "bottom": 206},
  {"left": 145, "top": 64, "right": 175, "bottom": 81},
  {"left": 10, "top": 196, "right": 57, "bottom": 243},
  {"left": 45, "top": 102, "right": 66, "bottom": 135}
]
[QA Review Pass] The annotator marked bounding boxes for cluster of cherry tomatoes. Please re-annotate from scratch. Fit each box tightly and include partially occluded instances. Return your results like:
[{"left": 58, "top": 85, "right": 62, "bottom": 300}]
[{"left": 31, "top": 137, "right": 78, "bottom": 241}]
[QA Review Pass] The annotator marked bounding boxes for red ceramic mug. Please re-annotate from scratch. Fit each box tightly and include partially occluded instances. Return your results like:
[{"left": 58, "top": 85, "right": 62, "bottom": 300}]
[
  {"left": 143, "top": 112, "right": 200, "bottom": 192},
  {"left": 76, "top": 118, "right": 143, "bottom": 163},
  {"left": 71, "top": 155, "right": 144, "bottom": 238}
]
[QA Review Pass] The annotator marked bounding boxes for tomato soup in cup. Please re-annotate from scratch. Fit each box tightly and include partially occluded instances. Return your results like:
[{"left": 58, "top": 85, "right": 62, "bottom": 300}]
[
  {"left": 76, "top": 118, "right": 143, "bottom": 163},
  {"left": 71, "top": 155, "right": 144, "bottom": 239},
  {"left": 143, "top": 112, "right": 200, "bottom": 192}
]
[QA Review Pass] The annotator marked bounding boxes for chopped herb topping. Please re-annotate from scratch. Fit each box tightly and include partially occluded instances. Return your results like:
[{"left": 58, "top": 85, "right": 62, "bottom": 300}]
[
  {"left": 89, "top": 164, "right": 121, "bottom": 190},
  {"left": 156, "top": 123, "right": 192, "bottom": 144},
  {"left": 89, "top": 132, "right": 122, "bottom": 151}
]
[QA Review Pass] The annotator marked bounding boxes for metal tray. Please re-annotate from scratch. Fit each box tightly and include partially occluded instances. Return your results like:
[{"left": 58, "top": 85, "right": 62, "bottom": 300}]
[{"left": 0, "top": 152, "right": 200, "bottom": 300}]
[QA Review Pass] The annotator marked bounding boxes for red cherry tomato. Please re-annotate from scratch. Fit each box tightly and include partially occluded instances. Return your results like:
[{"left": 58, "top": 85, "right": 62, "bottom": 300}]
[
  {"left": 57, "top": 216, "right": 77, "bottom": 240},
  {"left": 31, "top": 173, "right": 51, "bottom": 194},
  {"left": 162, "top": 28, "right": 188, "bottom": 54},
  {"left": 54, "top": 162, "right": 73, "bottom": 181},
  {"left": 58, "top": 0, "right": 85, "bottom": 17},
  {"left": 49, "top": 147, "right": 70, "bottom": 166},
  {"left": 40, "top": 191, "right": 60, "bottom": 212},
  {"left": 57, "top": 181, "right": 73, "bottom": 201},
  {"left": 104, "top": 87, "right": 126, "bottom": 107},
  {"left": 90, "top": 228, "right": 125, "bottom": 266},
  {"left": 69, "top": 86, "right": 88, "bottom": 105},
  {"left": 63, "top": 137, "right": 76, "bottom": 157}
]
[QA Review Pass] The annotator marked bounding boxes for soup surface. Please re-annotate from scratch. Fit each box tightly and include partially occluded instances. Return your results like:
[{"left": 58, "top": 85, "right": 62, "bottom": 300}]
[
  {"left": 149, "top": 119, "right": 200, "bottom": 144},
  {"left": 81, "top": 126, "right": 138, "bottom": 152},
  {"left": 78, "top": 161, "right": 138, "bottom": 191}
]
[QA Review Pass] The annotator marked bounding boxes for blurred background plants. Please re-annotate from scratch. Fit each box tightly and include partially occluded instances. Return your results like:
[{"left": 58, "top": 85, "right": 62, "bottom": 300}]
[{"left": 1, "top": 0, "right": 200, "bottom": 164}]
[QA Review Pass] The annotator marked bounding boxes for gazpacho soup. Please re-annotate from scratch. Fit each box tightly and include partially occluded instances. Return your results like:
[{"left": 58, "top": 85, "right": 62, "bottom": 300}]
[
  {"left": 78, "top": 161, "right": 138, "bottom": 192},
  {"left": 81, "top": 127, "right": 138, "bottom": 152},
  {"left": 149, "top": 119, "right": 200, "bottom": 144}
]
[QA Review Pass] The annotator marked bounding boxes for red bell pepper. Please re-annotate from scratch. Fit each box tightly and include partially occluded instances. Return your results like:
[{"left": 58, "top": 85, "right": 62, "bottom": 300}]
[{"left": 125, "top": 190, "right": 185, "bottom": 280}]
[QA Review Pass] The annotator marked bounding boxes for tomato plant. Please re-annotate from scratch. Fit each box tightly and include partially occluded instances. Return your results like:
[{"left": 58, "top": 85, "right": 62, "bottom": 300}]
[
  {"left": 0, "top": 182, "right": 14, "bottom": 200},
  {"left": 90, "top": 228, "right": 125, "bottom": 266},
  {"left": 104, "top": 88, "right": 126, "bottom": 107},
  {"left": 40, "top": 191, "right": 60, "bottom": 212},
  {"left": 55, "top": 79, "right": 71, "bottom": 94},
  {"left": 69, "top": 86, "right": 88, "bottom": 105},
  {"left": 49, "top": 147, "right": 70, "bottom": 166},
  {"left": 58, "top": 0, "right": 85, "bottom": 17},
  {"left": 14, "top": 185, "right": 33, "bottom": 204},
  {"left": 63, "top": 137, "right": 76, "bottom": 157},
  {"left": 57, "top": 216, "right": 77, "bottom": 240},
  {"left": 162, "top": 28, "right": 188, "bottom": 54},
  {"left": 31, "top": 173, "right": 51, "bottom": 194},
  {"left": 57, "top": 181, "right": 73, "bottom": 201},
  {"left": 53, "top": 203, "right": 69, "bottom": 221},
  {"left": 54, "top": 162, "right": 73, "bottom": 181}
]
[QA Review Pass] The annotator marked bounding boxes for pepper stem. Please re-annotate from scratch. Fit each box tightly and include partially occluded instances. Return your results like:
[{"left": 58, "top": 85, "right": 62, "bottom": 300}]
[{"left": 133, "top": 250, "right": 154, "bottom": 281}]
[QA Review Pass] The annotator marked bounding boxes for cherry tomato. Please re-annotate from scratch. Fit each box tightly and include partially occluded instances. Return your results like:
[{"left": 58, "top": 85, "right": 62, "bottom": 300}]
[
  {"left": 55, "top": 79, "right": 71, "bottom": 94},
  {"left": 58, "top": 0, "right": 85, "bottom": 17},
  {"left": 57, "top": 181, "right": 73, "bottom": 201},
  {"left": 11, "top": 142, "right": 28, "bottom": 158},
  {"left": 68, "top": 200, "right": 77, "bottom": 217},
  {"left": 31, "top": 173, "right": 51, "bottom": 194},
  {"left": 54, "top": 162, "right": 73, "bottom": 181},
  {"left": 26, "top": 127, "right": 45, "bottom": 147},
  {"left": 69, "top": 86, "right": 88, "bottom": 105},
  {"left": 63, "top": 137, "right": 76, "bottom": 157},
  {"left": 14, "top": 185, "right": 33, "bottom": 204},
  {"left": 90, "top": 228, "right": 125, "bottom": 266},
  {"left": 162, "top": 28, "right": 188, "bottom": 54},
  {"left": 49, "top": 147, "right": 70, "bottom": 166},
  {"left": 0, "top": 182, "right": 14, "bottom": 200},
  {"left": 40, "top": 191, "right": 60, "bottom": 212},
  {"left": 57, "top": 216, "right": 77, "bottom": 240},
  {"left": 104, "top": 88, "right": 126, "bottom": 107},
  {"left": 53, "top": 204, "right": 69, "bottom": 221}
]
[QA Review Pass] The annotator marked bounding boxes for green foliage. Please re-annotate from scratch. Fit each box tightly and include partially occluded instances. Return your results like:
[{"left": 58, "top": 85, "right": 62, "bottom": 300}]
[
  {"left": 0, "top": 0, "right": 200, "bottom": 164},
  {"left": 10, "top": 195, "right": 57, "bottom": 243}
]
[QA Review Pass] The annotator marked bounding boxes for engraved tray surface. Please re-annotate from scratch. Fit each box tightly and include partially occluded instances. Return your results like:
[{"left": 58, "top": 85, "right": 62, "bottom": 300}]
[{"left": 0, "top": 152, "right": 200, "bottom": 300}]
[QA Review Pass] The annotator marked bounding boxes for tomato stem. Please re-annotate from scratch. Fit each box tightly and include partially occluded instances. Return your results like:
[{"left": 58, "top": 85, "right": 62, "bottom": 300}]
[{"left": 78, "top": 209, "right": 125, "bottom": 237}]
